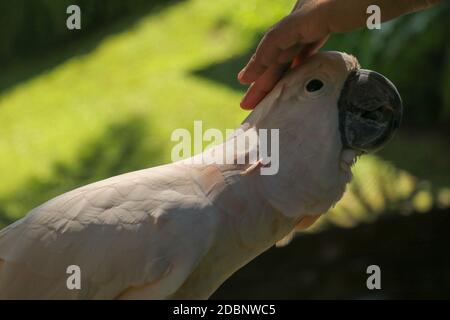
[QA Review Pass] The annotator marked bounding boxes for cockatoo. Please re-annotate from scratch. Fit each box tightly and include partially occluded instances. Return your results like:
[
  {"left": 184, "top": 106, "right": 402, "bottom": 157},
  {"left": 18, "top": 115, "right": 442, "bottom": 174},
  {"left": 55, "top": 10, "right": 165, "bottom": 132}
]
[{"left": 0, "top": 51, "right": 402, "bottom": 299}]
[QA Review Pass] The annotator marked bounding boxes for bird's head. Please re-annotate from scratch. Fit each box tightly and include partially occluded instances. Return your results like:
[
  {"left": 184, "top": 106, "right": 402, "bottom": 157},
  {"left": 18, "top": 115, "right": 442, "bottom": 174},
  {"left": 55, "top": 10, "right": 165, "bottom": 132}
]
[{"left": 243, "top": 51, "right": 402, "bottom": 218}]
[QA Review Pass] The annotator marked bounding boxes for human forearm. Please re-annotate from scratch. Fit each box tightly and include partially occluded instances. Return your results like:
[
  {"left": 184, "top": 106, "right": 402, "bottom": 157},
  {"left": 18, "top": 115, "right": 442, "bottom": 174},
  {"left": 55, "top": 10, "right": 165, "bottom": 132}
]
[
  {"left": 238, "top": 0, "right": 441, "bottom": 109},
  {"left": 325, "top": 0, "right": 441, "bottom": 32}
]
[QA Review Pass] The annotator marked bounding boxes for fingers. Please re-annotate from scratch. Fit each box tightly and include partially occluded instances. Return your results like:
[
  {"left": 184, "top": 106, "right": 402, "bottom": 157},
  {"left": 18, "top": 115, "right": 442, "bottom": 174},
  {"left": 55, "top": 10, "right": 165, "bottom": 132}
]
[
  {"left": 302, "top": 35, "right": 329, "bottom": 57},
  {"left": 277, "top": 43, "right": 303, "bottom": 64},
  {"left": 237, "top": 32, "right": 282, "bottom": 84},
  {"left": 291, "top": 35, "right": 329, "bottom": 68},
  {"left": 237, "top": 0, "right": 332, "bottom": 110},
  {"left": 238, "top": 16, "right": 302, "bottom": 85},
  {"left": 240, "top": 63, "right": 290, "bottom": 109},
  {"left": 240, "top": 36, "right": 329, "bottom": 110}
]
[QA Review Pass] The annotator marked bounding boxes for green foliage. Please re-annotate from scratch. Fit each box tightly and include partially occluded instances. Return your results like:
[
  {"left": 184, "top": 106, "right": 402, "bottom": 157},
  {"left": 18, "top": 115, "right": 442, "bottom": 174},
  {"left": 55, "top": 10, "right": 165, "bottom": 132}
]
[
  {"left": 0, "top": 117, "right": 166, "bottom": 224},
  {"left": 1, "top": 1, "right": 448, "bottom": 124},
  {"left": 0, "top": 0, "right": 448, "bottom": 230}
]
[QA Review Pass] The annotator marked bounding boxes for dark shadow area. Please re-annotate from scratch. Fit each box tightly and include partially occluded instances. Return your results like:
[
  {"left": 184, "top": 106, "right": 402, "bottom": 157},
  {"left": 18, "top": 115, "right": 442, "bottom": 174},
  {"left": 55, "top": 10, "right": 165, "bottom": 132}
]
[
  {"left": 0, "top": 116, "right": 166, "bottom": 227},
  {"left": 378, "top": 129, "right": 450, "bottom": 190},
  {"left": 192, "top": 52, "right": 252, "bottom": 92},
  {"left": 191, "top": 34, "right": 263, "bottom": 93},
  {"left": 0, "top": 0, "right": 185, "bottom": 94},
  {"left": 0, "top": 208, "right": 14, "bottom": 228},
  {"left": 212, "top": 207, "right": 450, "bottom": 299}
]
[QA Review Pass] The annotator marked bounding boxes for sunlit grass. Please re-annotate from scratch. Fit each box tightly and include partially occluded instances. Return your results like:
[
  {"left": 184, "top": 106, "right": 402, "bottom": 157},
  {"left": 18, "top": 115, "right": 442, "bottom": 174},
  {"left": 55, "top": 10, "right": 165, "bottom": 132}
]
[
  {"left": 0, "top": 0, "right": 293, "bottom": 222},
  {"left": 0, "top": 0, "right": 448, "bottom": 227}
]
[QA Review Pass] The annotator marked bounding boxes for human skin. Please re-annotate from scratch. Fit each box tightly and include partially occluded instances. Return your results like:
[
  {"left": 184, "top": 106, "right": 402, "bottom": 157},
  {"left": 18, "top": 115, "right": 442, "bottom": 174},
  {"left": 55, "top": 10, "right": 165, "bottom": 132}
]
[{"left": 238, "top": 0, "right": 441, "bottom": 109}]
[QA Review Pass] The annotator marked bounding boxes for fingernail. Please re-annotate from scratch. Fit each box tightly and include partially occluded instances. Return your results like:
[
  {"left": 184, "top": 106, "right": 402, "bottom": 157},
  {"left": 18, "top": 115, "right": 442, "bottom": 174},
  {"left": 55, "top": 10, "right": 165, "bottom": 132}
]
[
  {"left": 240, "top": 101, "right": 250, "bottom": 109},
  {"left": 240, "top": 96, "right": 253, "bottom": 110},
  {"left": 238, "top": 69, "right": 245, "bottom": 81},
  {"left": 240, "top": 96, "right": 248, "bottom": 109}
]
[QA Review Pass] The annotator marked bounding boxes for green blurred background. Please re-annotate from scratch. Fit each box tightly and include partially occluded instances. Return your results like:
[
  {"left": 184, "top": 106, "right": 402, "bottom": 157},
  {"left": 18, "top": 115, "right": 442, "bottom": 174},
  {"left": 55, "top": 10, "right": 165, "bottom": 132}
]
[{"left": 0, "top": 0, "right": 449, "bottom": 298}]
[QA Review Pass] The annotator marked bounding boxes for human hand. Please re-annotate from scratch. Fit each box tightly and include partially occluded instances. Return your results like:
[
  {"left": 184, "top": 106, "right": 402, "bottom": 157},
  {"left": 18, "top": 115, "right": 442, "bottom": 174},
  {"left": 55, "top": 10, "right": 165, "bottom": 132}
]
[
  {"left": 237, "top": 0, "right": 441, "bottom": 109},
  {"left": 238, "top": 0, "right": 331, "bottom": 109}
]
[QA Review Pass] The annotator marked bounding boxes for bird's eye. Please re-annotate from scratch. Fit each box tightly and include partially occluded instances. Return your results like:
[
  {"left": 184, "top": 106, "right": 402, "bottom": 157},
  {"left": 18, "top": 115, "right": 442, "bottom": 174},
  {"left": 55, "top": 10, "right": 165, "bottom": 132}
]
[{"left": 305, "top": 79, "right": 324, "bottom": 92}]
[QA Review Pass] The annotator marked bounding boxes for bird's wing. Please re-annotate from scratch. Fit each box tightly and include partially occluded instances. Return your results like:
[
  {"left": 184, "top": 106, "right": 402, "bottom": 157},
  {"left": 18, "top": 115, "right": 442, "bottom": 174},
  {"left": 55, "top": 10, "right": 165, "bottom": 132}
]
[{"left": 0, "top": 164, "right": 218, "bottom": 299}]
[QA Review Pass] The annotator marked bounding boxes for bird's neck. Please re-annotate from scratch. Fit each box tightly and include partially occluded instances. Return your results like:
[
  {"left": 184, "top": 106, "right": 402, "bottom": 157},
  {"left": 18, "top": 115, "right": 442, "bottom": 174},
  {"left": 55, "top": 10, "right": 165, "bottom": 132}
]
[{"left": 187, "top": 163, "right": 299, "bottom": 252}]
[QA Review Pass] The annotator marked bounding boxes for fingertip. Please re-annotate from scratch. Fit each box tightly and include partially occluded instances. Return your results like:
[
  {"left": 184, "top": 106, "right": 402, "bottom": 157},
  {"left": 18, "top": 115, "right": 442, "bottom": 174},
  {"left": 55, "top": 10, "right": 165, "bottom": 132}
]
[
  {"left": 240, "top": 91, "right": 257, "bottom": 109},
  {"left": 238, "top": 78, "right": 249, "bottom": 85},
  {"left": 237, "top": 69, "right": 245, "bottom": 82},
  {"left": 238, "top": 72, "right": 254, "bottom": 85},
  {"left": 240, "top": 62, "right": 270, "bottom": 84},
  {"left": 240, "top": 98, "right": 255, "bottom": 110},
  {"left": 241, "top": 89, "right": 266, "bottom": 110}
]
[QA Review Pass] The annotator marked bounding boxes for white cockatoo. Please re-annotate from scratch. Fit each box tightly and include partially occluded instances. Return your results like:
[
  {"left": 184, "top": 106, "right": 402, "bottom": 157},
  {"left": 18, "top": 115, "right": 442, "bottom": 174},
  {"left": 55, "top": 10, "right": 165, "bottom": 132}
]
[{"left": 0, "top": 51, "right": 402, "bottom": 299}]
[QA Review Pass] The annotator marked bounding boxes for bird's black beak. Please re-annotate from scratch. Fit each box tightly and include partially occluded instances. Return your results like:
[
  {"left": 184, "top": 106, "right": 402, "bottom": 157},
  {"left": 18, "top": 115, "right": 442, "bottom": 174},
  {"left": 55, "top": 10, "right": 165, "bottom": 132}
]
[{"left": 338, "top": 69, "right": 403, "bottom": 153}]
